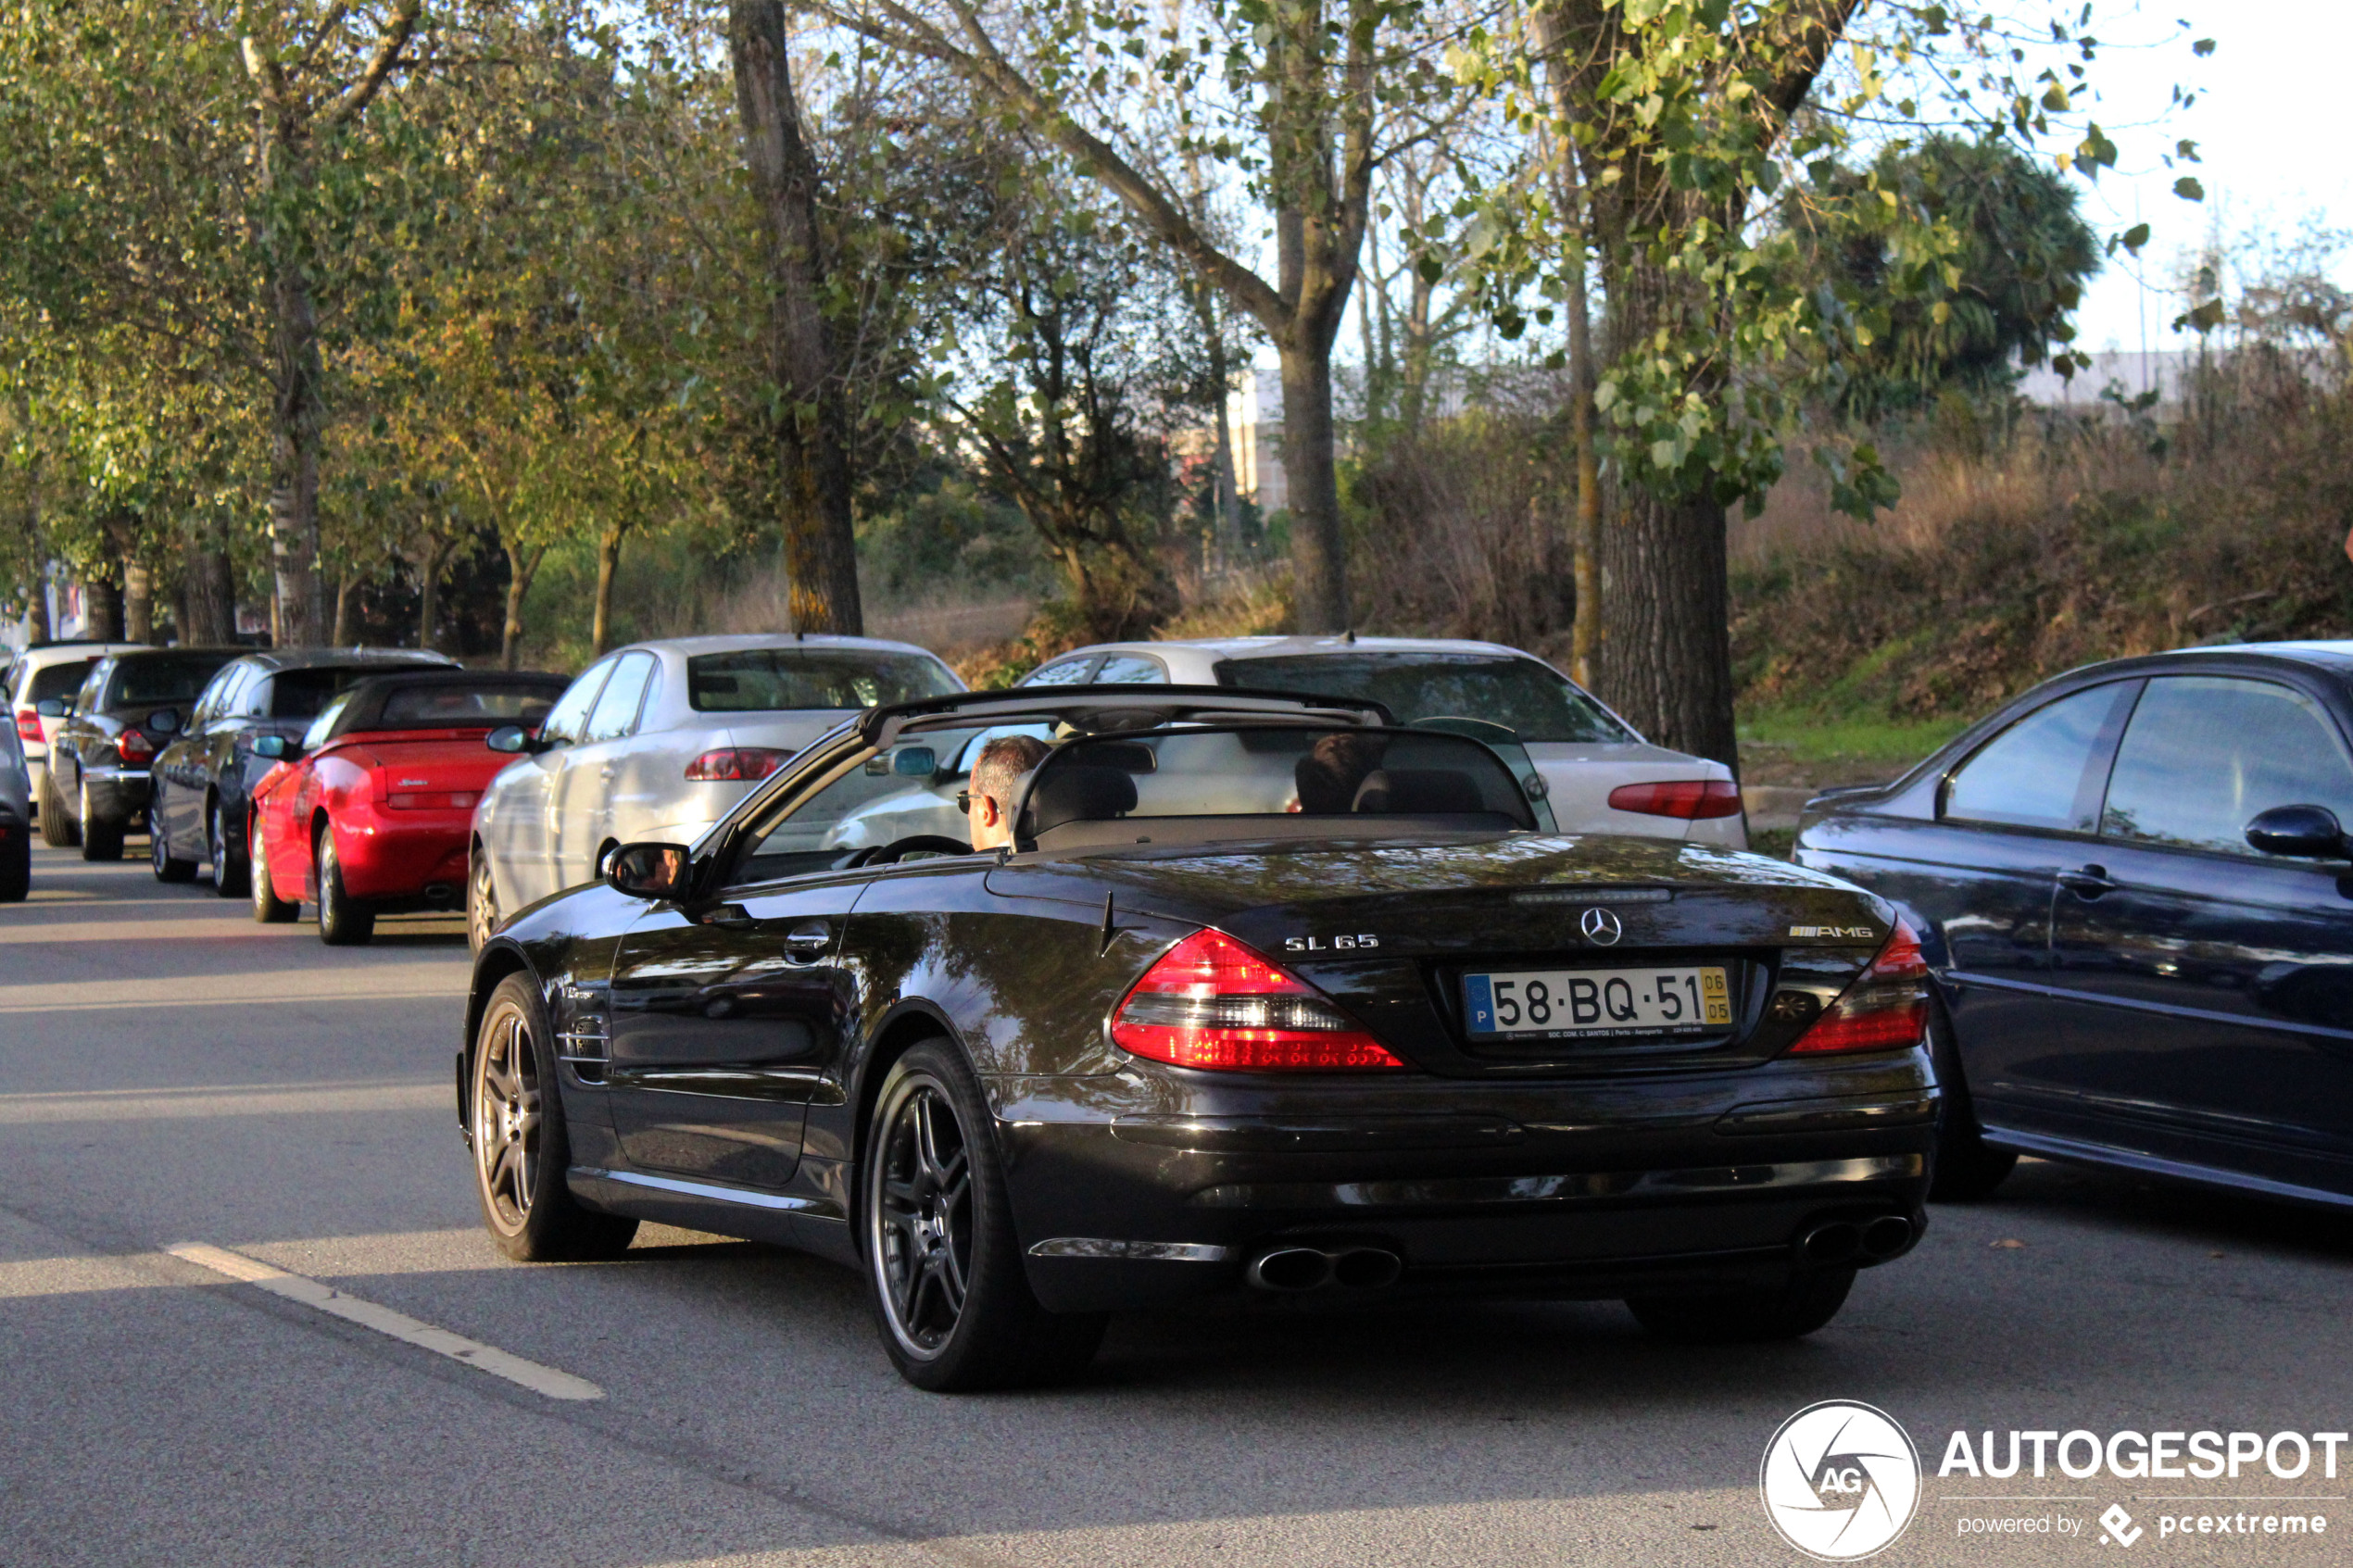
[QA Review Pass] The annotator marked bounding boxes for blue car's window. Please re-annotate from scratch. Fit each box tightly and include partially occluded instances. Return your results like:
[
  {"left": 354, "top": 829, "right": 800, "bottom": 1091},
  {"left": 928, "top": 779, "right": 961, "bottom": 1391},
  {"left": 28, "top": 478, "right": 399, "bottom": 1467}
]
[
  {"left": 2101, "top": 677, "right": 2353, "bottom": 857},
  {"left": 1943, "top": 684, "right": 2133, "bottom": 833}
]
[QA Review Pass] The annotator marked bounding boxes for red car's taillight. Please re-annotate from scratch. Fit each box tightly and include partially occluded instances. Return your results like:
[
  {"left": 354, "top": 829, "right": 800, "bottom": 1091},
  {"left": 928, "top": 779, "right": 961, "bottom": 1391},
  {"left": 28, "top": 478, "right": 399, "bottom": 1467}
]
[
  {"left": 13, "top": 709, "right": 40, "bottom": 745},
  {"left": 384, "top": 792, "right": 479, "bottom": 810},
  {"left": 1787, "top": 920, "right": 1931, "bottom": 1055},
  {"left": 1110, "top": 929, "right": 1405, "bottom": 1072},
  {"left": 685, "top": 746, "right": 790, "bottom": 782},
  {"left": 1607, "top": 779, "right": 1743, "bottom": 819},
  {"left": 117, "top": 729, "right": 156, "bottom": 763}
]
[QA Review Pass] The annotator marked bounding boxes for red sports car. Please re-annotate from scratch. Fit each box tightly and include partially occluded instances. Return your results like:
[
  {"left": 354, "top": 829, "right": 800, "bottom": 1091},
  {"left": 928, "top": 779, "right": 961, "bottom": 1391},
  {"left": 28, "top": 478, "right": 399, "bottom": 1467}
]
[{"left": 249, "top": 670, "right": 570, "bottom": 944}]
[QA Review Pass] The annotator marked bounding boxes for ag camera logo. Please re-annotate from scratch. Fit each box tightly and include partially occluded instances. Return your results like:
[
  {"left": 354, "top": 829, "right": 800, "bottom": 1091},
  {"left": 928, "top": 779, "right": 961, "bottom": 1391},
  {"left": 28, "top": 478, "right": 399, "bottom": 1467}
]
[{"left": 1761, "top": 1400, "right": 1923, "bottom": 1561}]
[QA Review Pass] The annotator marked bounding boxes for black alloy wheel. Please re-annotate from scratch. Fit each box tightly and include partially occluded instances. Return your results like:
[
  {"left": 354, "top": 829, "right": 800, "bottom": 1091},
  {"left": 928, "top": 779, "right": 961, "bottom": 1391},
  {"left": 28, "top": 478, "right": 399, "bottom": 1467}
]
[
  {"left": 150, "top": 799, "right": 197, "bottom": 883},
  {"left": 471, "top": 973, "right": 637, "bottom": 1262},
  {"left": 37, "top": 771, "right": 77, "bottom": 847},
  {"left": 1926, "top": 993, "right": 2018, "bottom": 1201},
  {"left": 248, "top": 814, "right": 298, "bottom": 923},
  {"left": 1626, "top": 1267, "right": 1857, "bottom": 1344},
  {"left": 315, "top": 831, "right": 374, "bottom": 946},
  {"left": 862, "top": 1040, "right": 1106, "bottom": 1391},
  {"left": 78, "top": 782, "right": 123, "bottom": 861},
  {"left": 466, "top": 848, "right": 498, "bottom": 955},
  {"left": 208, "top": 798, "right": 248, "bottom": 897}
]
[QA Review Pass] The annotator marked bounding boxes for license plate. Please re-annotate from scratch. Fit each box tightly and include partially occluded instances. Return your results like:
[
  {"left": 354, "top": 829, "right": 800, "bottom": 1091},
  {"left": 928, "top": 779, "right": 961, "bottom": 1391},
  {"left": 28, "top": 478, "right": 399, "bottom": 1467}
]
[{"left": 1463, "top": 965, "right": 1732, "bottom": 1039}]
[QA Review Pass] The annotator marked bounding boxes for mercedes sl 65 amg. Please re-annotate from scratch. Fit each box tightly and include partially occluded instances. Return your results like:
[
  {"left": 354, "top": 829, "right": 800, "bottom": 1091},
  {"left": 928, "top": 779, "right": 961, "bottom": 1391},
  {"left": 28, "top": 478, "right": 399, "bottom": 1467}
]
[{"left": 459, "top": 686, "right": 1939, "bottom": 1390}]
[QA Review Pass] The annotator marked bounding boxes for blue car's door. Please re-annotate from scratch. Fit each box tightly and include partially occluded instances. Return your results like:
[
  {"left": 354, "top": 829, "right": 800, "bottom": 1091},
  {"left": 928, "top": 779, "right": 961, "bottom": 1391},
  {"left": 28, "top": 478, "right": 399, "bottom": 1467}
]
[{"left": 2042, "top": 673, "right": 2353, "bottom": 1196}]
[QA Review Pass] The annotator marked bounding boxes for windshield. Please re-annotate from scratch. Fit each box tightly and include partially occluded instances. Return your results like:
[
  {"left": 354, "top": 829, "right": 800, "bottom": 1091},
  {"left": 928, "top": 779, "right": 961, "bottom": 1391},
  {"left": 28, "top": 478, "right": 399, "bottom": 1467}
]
[
  {"left": 28, "top": 659, "right": 97, "bottom": 704},
  {"left": 1212, "top": 652, "right": 1630, "bottom": 743},
  {"left": 686, "top": 648, "right": 961, "bottom": 712},
  {"left": 379, "top": 682, "right": 559, "bottom": 727},
  {"left": 106, "top": 653, "right": 234, "bottom": 709},
  {"left": 301, "top": 696, "right": 354, "bottom": 751}
]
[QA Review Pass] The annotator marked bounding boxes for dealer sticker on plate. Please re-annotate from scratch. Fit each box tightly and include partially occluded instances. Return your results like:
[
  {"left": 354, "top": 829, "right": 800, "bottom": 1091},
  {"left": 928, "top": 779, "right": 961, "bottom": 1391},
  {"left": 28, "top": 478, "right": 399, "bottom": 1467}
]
[{"left": 1463, "top": 965, "right": 1732, "bottom": 1039}]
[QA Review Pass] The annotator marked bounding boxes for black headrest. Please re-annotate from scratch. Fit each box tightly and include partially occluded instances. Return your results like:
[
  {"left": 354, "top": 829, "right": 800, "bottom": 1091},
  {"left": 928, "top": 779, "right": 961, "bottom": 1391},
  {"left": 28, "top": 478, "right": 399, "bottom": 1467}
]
[
  {"left": 1352, "top": 768, "right": 1483, "bottom": 814},
  {"left": 1076, "top": 741, "right": 1157, "bottom": 773},
  {"left": 1026, "top": 765, "right": 1139, "bottom": 833}
]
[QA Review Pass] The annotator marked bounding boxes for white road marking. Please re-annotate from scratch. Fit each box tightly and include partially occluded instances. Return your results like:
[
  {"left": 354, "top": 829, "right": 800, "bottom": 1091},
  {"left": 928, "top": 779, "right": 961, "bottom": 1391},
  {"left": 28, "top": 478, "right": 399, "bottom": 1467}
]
[
  {"left": 166, "top": 1241, "right": 605, "bottom": 1401},
  {"left": 0, "top": 989, "right": 461, "bottom": 1015}
]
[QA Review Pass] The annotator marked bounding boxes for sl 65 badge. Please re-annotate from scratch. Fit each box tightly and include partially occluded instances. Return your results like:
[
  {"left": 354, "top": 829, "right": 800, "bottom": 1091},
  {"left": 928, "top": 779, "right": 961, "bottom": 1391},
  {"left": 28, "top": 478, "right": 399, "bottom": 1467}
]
[{"left": 1285, "top": 934, "right": 1379, "bottom": 952}]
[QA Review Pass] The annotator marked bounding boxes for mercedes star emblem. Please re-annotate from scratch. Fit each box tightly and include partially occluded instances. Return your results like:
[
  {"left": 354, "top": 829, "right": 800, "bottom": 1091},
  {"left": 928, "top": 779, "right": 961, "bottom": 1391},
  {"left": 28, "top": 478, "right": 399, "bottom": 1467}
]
[{"left": 1579, "top": 907, "right": 1624, "bottom": 946}]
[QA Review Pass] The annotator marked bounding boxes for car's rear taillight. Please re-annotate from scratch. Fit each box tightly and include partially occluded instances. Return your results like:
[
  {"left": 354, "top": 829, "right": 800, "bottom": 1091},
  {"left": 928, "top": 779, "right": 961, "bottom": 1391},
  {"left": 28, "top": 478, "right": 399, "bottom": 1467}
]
[
  {"left": 117, "top": 730, "right": 156, "bottom": 763},
  {"left": 1110, "top": 929, "right": 1405, "bottom": 1072},
  {"left": 1607, "top": 779, "right": 1743, "bottom": 819},
  {"left": 686, "top": 746, "right": 790, "bottom": 782},
  {"left": 13, "top": 709, "right": 40, "bottom": 744},
  {"left": 384, "top": 792, "right": 479, "bottom": 810},
  {"left": 1787, "top": 920, "right": 1930, "bottom": 1055}
]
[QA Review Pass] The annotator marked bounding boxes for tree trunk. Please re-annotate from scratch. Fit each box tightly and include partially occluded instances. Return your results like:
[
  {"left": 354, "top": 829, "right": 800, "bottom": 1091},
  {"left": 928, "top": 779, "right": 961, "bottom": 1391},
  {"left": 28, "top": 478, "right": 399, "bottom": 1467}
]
[
  {"left": 332, "top": 571, "right": 356, "bottom": 646},
  {"left": 729, "top": 0, "right": 862, "bottom": 636},
  {"left": 1276, "top": 338, "right": 1348, "bottom": 633},
  {"left": 123, "top": 559, "right": 153, "bottom": 643},
  {"left": 591, "top": 521, "right": 627, "bottom": 656},
  {"left": 264, "top": 268, "right": 328, "bottom": 647},
  {"left": 25, "top": 569, "right": 50, "bottom": 644},
  {"left": 181, "top": 528, "right": 236, "bottom": 645},
  {"left": 413, "top": 527, "right": 454, "bottom": 651},
  {"left": 1592, "top": 487, "right": 1738, "bottom": 770},
  {"left": 500, "top": 542, "right": 543, "bottom": 671},
  {"left": 82, "top": 573, "right": 123, "bottom": 640}
]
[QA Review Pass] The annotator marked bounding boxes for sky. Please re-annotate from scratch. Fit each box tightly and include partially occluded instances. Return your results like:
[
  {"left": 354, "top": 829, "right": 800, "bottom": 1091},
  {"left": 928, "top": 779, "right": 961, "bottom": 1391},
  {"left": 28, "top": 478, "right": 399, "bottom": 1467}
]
[{"left": 2056, "top": 0, "right": 2353, "bottom": 356}]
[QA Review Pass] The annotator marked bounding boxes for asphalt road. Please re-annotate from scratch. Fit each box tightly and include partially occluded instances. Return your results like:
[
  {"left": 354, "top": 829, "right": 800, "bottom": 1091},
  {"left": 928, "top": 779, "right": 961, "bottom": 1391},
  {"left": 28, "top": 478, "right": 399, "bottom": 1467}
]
[{"left": 5, "top": 841, "right": 2351, "bottom": 1567}]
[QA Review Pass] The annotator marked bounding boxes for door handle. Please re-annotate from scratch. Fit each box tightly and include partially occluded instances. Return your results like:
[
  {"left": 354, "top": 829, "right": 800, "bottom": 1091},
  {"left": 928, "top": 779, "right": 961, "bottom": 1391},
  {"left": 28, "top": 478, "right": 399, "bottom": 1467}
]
[
  {"left": 779, "top": 919, "right": 832, "bottom": 962},
  {"left": 2057, "top": 864, "right": 2117, "bottom": 897}
]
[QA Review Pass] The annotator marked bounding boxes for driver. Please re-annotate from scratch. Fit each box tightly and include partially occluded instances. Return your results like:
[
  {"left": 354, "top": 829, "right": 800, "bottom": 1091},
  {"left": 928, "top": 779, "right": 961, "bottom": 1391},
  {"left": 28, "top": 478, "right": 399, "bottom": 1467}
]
[{"left": 964, "top": 734, "right": 1050, "bottom": 851}]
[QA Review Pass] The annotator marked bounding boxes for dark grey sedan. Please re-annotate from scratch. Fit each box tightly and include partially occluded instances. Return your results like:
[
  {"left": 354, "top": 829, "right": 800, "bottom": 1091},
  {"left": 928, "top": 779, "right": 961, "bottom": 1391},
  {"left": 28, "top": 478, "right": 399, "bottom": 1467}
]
[{"left": 1794, "top": 641, "right": 2353, "bottom": 1208}]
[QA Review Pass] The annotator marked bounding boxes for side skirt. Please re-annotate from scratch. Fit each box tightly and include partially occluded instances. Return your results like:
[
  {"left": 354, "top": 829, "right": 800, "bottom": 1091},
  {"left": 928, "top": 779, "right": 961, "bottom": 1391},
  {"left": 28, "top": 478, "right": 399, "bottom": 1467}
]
[
  {"left": 1984, "top": 1125, "right": 2353, "bottom": 1211},
  {"left": 568, "top": 1166, "right": 857, "bottom": 1263}
]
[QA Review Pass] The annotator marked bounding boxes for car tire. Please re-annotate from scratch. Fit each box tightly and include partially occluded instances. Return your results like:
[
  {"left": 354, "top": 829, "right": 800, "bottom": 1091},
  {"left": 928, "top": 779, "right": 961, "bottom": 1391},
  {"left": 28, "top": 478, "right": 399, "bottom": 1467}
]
[
  {"left": 150, "top": 799, "right": 198, "bottom": 882},
  {"left": 315, "top": 830, "right": 375, "bottom": 946},
  {"left": 78, "top": 783, "right": 123, "bottom": 861},
  {"left": 38, "top": 770, "right": 77, "bottom": 847},
  {"left": 1927, "top": 992, "right": 2018, "bottom": 1202},
  {"left": 862, "top": 1039, "right": 1107, "bottom": 1392},
  {"left": 0, "top": 829, "right": 28, "bottom": 901},
  {"left": 471, "top": 972, "right": 639, "bottom": 1262},
  {"left": 248, "top": 814, "right": 299, "bottom": 923},
  {"left": 208, "top": 798, "right": 249, "bottom": 897},
  {"left": 1626, "top": 1267, "right": 1856, "bottom": 1344},
  {"left": 467, "top": 847, "right": 498, "bottom": 955}
]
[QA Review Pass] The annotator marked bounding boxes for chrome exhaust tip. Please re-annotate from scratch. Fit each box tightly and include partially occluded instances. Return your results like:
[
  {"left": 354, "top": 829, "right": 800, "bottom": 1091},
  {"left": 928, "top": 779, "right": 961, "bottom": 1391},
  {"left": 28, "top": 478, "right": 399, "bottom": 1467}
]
[
  {"left": 1328, "top": 1247, "right": 1403, "bottom": 1290},
  {"left": 1860, "top": 1214, "right": 1914, "bottom": 1260},
  {"left": 1246, "top": 1247, "right": 1334, "bottom": 1292},
  {"left": 1800, "top": 1221, "right": 1864, "bottom": 1264}
]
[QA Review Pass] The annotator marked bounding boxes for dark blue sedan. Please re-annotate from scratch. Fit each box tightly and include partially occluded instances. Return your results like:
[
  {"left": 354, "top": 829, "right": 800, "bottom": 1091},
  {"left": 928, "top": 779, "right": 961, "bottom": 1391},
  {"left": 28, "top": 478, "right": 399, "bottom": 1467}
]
[{"left": 1793, "top": 641, "right": 2353, "bottom": 1205}]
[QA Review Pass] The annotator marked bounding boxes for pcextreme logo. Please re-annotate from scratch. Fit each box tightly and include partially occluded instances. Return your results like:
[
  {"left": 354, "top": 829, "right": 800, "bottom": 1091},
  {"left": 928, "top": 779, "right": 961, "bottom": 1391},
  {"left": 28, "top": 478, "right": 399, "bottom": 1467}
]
[{"left": 1760, "top": 1400, "right": 1924, "bottom": 1561}]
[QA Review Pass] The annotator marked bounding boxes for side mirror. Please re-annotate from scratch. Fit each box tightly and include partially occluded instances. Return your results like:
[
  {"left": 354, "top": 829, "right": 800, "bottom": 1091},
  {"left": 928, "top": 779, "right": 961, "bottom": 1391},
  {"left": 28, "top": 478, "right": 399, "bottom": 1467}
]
[
  {"left": 147, "top": 709, "right": 182, "bottom": 736},
  {"left": 2246, "top": 803, "right": 2350, "bottom": 860},
  {"left": 892, "top": 745, "right": 937, "bottom": 778},
  {"left": 485, "top": 725, "right": 533, "bottom": 755},
  {"left": 252, "top": 734, "right": 292, "bottom": 760},
  {"left": 607, "top": 841, "right": 691, "bottom": 901},
  {"left": 33, "top": 698, "right": 64, "bottom": 719}
]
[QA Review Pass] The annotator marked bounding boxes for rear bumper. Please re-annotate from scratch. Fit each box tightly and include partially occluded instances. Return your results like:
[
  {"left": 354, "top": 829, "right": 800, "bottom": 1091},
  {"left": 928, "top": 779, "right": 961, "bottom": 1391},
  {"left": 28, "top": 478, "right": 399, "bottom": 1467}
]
[
  {"left": 997, "top": 1047, "right": 1938, "bottom": 1312},
  {"left": 79, "top": 768, "right": 149, "bottom": 826},
  {"left": 329, "top": 805, "right": 472, "bottom": 905}
]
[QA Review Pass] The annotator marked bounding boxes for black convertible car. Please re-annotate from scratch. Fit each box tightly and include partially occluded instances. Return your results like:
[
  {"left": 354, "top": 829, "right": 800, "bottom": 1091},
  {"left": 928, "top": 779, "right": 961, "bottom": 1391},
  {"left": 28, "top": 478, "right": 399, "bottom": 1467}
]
[{"left": 461, "top": 687, "right": 1938, "bottom": 1389}]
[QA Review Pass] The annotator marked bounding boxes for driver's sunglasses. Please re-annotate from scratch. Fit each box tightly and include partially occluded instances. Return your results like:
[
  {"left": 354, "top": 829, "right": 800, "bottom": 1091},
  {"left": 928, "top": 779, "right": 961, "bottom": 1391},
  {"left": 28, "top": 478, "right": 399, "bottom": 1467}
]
[{"left": 955, "top": 790, "right": 974, "bottom": 812}]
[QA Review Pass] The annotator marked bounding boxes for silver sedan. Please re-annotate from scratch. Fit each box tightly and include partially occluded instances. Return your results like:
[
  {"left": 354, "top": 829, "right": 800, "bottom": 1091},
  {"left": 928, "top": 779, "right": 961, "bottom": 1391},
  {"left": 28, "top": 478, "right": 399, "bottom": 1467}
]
[{"left": 466, "top": 633, "right": 964, "bottom": 947}]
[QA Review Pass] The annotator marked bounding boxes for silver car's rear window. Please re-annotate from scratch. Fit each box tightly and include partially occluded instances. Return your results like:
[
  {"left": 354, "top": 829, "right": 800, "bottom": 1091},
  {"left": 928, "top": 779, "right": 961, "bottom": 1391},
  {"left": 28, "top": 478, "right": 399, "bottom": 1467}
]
[
  {"left": 687, "top": 649, "right": 960, "bottom": 712},
  {"left": 1213, "top": 653, "right": 1629, "bottom": 743}
]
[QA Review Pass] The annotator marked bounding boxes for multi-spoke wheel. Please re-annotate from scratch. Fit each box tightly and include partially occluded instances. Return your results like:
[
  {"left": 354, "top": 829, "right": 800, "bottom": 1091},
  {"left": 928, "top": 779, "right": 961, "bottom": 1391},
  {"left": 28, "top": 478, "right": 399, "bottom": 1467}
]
[
  {"left": 470, "top": 973, "right": 636, "bottom": 1262},
  {"left": 150, "top": 799, "right": 197, "bottom": 882},
  {"left": 466, "top": 847, "right": 499, "bottom": 955},
  {"left": 315, "top": 830, "right": 374, "bottom": 946},
  {"left": 862, "top": 1040, "right": 1105, "bottom": 1390},
  {"left": 208, "top": 798, "right": 247, "bottom": 897},
  {"left": 249, "top": 814, "right": 298, "bottom": 923}
]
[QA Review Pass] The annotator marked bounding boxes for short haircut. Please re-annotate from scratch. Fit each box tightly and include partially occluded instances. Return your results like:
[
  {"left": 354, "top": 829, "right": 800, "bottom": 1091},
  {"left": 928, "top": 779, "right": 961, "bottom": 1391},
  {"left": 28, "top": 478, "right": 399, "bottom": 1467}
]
[
  {"left": 971, "top": 734, "right": 1051, "bottom": 813},
  {"left": 1294, "top": 731, "right": 1388, "bottom": 813}
]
